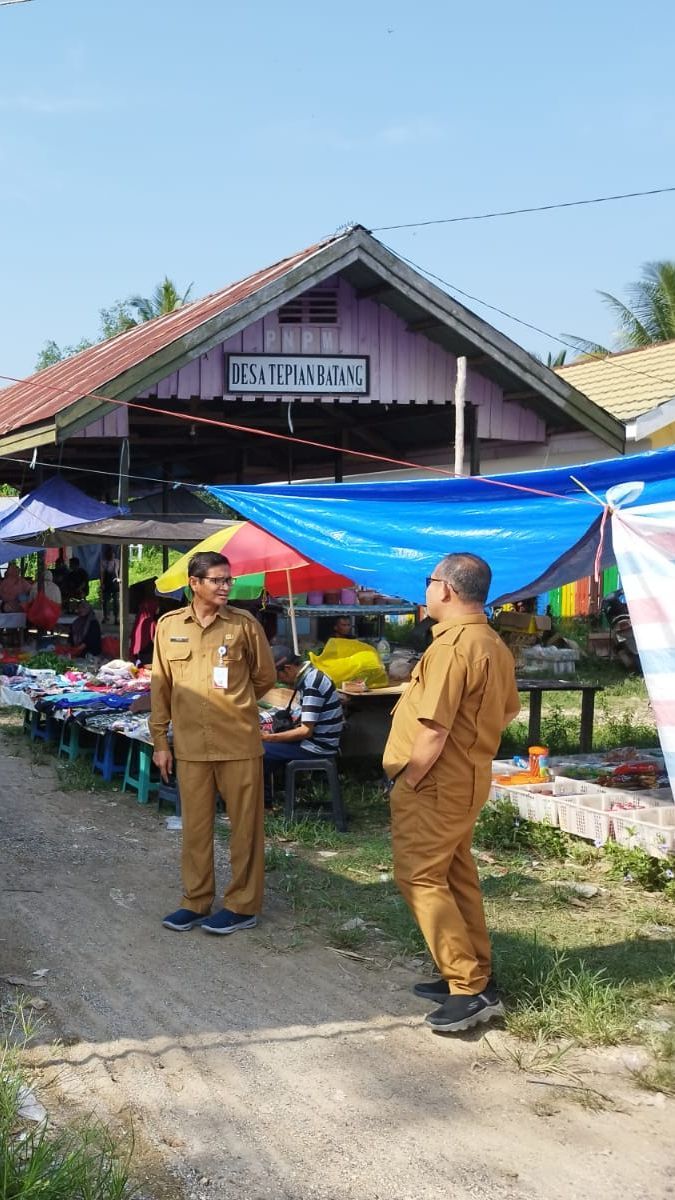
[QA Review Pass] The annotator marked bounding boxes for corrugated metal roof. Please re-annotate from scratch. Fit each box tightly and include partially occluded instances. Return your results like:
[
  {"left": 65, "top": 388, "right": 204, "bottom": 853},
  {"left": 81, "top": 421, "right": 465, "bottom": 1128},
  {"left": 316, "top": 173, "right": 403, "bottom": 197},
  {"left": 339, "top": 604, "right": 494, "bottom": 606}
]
[
  {"left": 556, "top": 341, "right": 675, "bottom": 420},
  {"left": 0, "top": 235, "right": 338, "bottom": 437}
]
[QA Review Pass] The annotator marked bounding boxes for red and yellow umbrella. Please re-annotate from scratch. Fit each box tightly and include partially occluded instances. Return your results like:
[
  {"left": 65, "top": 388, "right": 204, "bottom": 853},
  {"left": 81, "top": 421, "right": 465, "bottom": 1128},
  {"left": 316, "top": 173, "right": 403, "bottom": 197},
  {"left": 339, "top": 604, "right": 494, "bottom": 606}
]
[{"left": 156, "top": 521, "right": 353, "bottom": 652}]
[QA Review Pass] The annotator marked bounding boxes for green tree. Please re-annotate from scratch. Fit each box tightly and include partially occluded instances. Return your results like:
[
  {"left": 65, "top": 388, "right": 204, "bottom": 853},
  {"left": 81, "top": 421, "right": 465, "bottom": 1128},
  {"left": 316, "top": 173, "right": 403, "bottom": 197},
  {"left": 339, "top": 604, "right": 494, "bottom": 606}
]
[
  {"left": 565, "top": 261, "right": 675, "bottom": 356},
  {"left": 127, "top": 277, "right": 194, "bottom": 323},
  {"left": 35, "top": 277, "right": 193, "bottom": 370}
]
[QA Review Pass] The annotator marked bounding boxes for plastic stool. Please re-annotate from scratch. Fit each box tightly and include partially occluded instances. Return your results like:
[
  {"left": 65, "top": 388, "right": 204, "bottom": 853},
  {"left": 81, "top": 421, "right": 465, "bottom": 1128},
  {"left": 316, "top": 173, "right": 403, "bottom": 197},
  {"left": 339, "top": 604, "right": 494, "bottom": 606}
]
[
  {"left": 24, "top": 710, "right": 57, "bottom": 744},
  {"left": 284, "top": 757, "right": 347, "bottom": 831},
  {"left": 157, "top": 777, "right": 182, "bottom": 816},
  {"left": 92, "top": 729, "right": 126, "bottom": 782},
  {"left": 57, "top": 718, "right": 85, "bottom": 762},
  {"left": 122, "top": 740, "right": 159, "bottom": 805}
]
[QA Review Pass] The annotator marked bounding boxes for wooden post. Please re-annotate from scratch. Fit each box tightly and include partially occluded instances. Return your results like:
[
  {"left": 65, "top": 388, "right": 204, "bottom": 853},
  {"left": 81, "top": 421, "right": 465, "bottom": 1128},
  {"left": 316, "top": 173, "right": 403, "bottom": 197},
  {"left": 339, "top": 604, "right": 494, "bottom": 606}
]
[
  {"left": 161, "top": 475, "right": 170, "bottom": 573},
  {"left": 118, "top": 439, "right": 130, "bottom": 658},
  {"left": 285, "top": 568, "right": 300, "bottom": 654},
  {"left": 454, "top": 356, "right": 467, "bottom": 477},
  {"left": 467, "top": 403, "right": 481, "bottom": 475}
]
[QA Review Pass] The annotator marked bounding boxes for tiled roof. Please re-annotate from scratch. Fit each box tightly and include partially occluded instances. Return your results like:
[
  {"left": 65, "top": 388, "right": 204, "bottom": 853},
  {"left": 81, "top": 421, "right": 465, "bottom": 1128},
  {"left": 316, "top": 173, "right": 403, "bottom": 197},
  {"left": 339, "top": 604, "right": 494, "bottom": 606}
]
[
  {"left": 0, "top": 235, "right": 338, "bottom": 436},
  {"left": 556, "top": 341, "right": 675, "bottom": 421}
]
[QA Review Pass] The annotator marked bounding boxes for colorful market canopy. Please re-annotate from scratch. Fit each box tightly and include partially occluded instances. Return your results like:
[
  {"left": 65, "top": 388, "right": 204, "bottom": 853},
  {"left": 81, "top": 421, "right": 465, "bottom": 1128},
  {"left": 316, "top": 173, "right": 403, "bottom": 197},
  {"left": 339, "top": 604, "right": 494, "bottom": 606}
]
[
  {"left": 206, "top": 446, "right": 675, "bottom": 604},
  {"left": 155, "top": 521, "right": 353, "bottom": 596},
  {"left": 0, "top": 477, "right": 119, "bottom": 541}
]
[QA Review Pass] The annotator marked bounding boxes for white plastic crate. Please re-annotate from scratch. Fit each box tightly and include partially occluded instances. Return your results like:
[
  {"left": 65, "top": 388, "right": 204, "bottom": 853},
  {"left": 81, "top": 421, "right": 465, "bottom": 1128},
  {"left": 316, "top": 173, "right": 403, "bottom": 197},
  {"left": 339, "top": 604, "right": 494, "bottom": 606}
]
[
  {"left": 556, "top": 794, "right": 616, "bottom": 844},
  {"left": 617, "top": 807, "right": 675, "bottom": 858},
  {"left": 509, "top": 786, "right": 559, "bottom": 827},
  {"left": 547, "top": 776, "right": 599, "bottom": 796}
]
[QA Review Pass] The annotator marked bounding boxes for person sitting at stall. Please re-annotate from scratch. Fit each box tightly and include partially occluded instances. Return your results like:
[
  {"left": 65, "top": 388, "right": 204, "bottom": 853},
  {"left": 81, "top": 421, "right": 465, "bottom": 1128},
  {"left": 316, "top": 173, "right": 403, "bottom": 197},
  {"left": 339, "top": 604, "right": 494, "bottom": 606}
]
[
  {"left": 27, "top": 569, "right": 62, "bottom": 607},
  {"left": 129, "top": 591, "right": 159, "bottom": 666},
  {"left": 331, "top": 614, "right": 354, "bottom": 639},
  {"left": 261, "top": 644, "right": 344, "bottom": 804},
  {"left": 0, "top": 562, "right": 30, "bottom": 613},
  {"left": 52, "top": 551, "right": 69, "bottom": 594},
  {"left": 68, "top": 600, "right": 102, "bottom": 658},
  {"left": 63, "top": 557, "right": 90, "bottom": 606}
]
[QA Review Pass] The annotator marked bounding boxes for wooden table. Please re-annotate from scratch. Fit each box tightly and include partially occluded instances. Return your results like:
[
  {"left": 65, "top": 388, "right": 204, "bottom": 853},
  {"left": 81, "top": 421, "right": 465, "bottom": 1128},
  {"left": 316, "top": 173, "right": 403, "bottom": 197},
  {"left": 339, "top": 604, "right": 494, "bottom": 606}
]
[{"left": 516, "top": 679, "right": 604, "bottom": 754}]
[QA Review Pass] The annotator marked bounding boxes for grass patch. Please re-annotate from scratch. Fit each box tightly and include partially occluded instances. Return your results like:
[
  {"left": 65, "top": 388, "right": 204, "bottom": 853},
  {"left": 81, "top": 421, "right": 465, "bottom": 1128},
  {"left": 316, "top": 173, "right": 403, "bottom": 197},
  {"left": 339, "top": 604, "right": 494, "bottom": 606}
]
[
  {"left": 260, "top": 778, "right": 675, "bottom": 1045},
  {"left": 0, "top": 1004, "right": 135, "bottom": 1199},
  {"left": 629, "top": 1030, "right": 675, "bottom": 1096}
]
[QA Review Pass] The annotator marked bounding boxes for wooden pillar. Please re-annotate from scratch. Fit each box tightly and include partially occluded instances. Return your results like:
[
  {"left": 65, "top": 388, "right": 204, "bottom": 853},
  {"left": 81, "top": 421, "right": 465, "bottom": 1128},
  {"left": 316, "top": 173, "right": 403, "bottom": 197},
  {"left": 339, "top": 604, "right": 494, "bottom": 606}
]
[
  {"left": 161, "top": 473, "right": 170, "bottom": 573},
  {"left": 467, "top": 403, "right": 481, "bottom": 475},
  {"left": 118, "top": 439, "right": 130, "bottom": 657},
  {"left": 453, "top": 356, "right": 467, "bottom": 476}
]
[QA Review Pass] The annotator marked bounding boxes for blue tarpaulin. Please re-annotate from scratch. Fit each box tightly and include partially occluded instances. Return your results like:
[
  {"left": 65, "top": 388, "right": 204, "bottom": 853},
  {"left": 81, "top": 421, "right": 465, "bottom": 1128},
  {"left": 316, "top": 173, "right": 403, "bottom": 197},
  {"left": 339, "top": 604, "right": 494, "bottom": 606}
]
[
  {"left": 207, "top": 446, "right": 675, "bottom": 604},
  {"left": 0, "top": 477, "right": 119, "bottom": 541}
]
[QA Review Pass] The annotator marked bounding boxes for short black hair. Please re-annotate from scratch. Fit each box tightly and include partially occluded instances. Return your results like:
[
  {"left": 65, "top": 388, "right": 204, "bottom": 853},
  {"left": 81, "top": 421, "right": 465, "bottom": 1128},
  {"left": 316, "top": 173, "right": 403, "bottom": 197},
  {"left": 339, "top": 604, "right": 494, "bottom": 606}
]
[
  {"left": 188, "top": 551, "right": 230, "bottom": 580},
  {"left": 436, "top": 553, "right": 491, "bottom": 604}
]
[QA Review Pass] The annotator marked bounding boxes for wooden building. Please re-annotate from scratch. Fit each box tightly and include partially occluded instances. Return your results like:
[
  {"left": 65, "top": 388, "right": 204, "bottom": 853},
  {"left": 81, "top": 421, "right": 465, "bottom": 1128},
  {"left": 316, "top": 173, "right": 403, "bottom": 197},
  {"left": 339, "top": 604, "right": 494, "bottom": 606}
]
[{"left": 0, "top": 226, "right": 624, "bottom": 496}]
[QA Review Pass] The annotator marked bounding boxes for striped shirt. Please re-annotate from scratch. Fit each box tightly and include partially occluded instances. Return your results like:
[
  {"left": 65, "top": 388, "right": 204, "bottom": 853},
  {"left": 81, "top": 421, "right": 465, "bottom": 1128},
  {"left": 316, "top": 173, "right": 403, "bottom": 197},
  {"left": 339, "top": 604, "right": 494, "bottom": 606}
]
[{"left": 296, "top": 664, "right": 344, "bottom": 755}]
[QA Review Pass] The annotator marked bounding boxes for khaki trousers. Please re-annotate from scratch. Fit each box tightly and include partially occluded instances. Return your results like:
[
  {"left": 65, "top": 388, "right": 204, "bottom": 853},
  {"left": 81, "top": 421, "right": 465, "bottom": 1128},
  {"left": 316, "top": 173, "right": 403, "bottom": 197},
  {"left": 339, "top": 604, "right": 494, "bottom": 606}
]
[
  {"left": 390, "top": 772, "right": 491, "bottom": 995},
  {"left": 176, "top": 758, "right": 265, "bottom": 916}
]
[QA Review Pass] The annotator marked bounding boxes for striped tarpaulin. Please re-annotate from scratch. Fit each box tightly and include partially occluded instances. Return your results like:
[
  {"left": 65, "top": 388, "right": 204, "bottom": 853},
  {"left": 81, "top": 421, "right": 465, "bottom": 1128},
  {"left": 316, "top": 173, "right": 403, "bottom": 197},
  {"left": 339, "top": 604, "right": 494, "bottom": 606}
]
[{"left": 611, "top": 501, "right": 675, "bottom": 794}]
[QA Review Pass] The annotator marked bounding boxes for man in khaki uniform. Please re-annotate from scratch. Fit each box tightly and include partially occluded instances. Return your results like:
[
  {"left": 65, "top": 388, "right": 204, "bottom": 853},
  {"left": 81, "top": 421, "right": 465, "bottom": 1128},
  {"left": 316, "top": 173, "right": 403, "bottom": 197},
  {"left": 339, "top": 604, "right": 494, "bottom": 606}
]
[
  {"left": 383, "top": 553, "right": 519, "bottom": 1033},
  {"left": 151, "top": 551, "right": 276, "bottom": 935}
]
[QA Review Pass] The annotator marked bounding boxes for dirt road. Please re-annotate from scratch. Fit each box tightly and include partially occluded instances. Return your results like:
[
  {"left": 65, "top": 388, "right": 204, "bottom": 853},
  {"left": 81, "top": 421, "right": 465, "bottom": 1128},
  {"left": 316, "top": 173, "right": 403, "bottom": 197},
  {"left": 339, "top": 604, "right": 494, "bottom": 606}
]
[{"left": 1, "top": 734, "right": 672, "bottom": 1200}]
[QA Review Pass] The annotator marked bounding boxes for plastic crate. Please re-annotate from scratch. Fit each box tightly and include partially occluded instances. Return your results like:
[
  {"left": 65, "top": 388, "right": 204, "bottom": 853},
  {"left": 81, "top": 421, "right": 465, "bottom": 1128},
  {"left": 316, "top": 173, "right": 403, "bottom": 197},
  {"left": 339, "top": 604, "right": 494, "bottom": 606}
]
[
  {"left": 548, "top": 776, "right": 600, "bottom": 796},
  {"left": 619, "top": 807, "right": 675, "bottom": 859},
  {"left": 556, "top": 794, "right": 616, "bottom": 844},
  {"left": 508, "top": 786, "right": 559, "bottom": 827}
]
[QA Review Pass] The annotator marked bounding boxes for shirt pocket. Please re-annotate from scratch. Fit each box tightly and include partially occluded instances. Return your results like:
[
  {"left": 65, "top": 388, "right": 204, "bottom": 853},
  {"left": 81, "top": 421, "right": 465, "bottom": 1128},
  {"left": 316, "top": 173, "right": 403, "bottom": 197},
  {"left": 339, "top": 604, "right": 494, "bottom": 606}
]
[{"left": 166, "top": 644, "right": 192, "bottom": 677}]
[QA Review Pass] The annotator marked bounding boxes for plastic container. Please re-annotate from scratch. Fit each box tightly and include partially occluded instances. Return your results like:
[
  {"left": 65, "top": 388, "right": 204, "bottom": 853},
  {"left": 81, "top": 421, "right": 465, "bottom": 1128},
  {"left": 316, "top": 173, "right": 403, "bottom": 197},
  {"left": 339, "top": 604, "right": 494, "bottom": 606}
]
[
  {"left": 556, "top": 794, "right": 616, "bottom": 843},
  {"left": 529, "top": 745, "right": 550, "bottom": 779},
  {"left": 307, "top": 591, "right": 324, "bottom": 606},
  {"left": 340, "top": 588, "right": 356, "bottom": 605},
  {"left": 617, "top": 806, "right": 675, "bottom": 858}
]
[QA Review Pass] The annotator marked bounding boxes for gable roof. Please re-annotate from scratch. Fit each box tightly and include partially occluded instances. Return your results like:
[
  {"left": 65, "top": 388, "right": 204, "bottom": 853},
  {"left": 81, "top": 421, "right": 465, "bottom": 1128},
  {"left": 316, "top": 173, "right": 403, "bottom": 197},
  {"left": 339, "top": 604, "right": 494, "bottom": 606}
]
[
  {"left": 556, "top": 341, "right": 675, "bottom": 421},
  {"left": 0, "top": 226, "right": 625, "bottom": 453}
]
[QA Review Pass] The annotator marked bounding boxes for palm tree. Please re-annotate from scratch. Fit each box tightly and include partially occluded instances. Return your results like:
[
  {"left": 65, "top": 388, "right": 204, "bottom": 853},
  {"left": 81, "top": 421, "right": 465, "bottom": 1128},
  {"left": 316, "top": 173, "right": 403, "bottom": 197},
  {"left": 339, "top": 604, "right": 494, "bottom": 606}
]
[
  {"left": 565, "top": 261, "right": 675, "bottom": 356},
  {"left": 127, "top": 277, "right": 194, "bottom": 323}
]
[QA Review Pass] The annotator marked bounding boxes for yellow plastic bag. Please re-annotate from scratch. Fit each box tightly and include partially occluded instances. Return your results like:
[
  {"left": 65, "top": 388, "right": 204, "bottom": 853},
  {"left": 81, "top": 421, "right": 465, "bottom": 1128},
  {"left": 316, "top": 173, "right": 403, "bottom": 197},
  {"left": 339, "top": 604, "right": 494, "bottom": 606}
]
[{"left": 309, "top": 637, "right": 388, "bottom": 690}]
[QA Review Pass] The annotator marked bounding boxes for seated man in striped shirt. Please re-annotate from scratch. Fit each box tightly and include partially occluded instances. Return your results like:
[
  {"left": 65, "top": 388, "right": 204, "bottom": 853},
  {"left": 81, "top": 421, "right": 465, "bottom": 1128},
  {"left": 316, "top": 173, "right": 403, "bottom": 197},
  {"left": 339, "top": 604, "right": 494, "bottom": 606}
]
[{"left": 261, "top": 645, "right": 344, "bottom": 803}]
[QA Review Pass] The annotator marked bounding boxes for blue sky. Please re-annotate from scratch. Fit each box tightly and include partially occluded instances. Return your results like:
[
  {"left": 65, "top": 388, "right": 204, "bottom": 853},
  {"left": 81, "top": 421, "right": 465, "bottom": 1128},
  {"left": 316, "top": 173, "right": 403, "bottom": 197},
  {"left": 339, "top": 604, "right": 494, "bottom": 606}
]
[{"left": 0, "top": 0, "right": 673, "bottom": 378}]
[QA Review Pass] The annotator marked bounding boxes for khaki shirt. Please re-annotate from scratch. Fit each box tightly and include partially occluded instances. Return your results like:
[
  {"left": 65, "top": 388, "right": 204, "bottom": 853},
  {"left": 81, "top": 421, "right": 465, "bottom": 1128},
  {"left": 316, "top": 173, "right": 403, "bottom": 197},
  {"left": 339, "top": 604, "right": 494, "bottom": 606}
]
[
  {"left": 383, "top": 615, "right": 520, "bottom": 801},
  {"left": 150, "top": 604, "right": 276, "bottom": 762}
]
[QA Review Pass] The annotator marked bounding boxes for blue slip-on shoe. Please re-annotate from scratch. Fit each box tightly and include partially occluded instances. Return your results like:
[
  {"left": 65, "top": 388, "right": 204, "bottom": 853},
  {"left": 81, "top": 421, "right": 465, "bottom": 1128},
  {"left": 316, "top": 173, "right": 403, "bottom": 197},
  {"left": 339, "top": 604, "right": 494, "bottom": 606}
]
[
  {"left": 162, "top": 907, "right": 208, "bottom": 931},
  {"left": 201, "top": 908, "right": 257, "bottom": 936}
]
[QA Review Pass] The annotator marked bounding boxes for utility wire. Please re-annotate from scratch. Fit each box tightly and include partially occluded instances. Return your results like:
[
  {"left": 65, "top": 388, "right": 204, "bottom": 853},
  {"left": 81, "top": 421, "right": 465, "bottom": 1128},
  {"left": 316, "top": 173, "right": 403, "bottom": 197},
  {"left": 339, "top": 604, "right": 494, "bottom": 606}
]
[
  {"left": 371, "top": 185, "right": 675, "bottom": 232},
  {"left": 381, "top": 242, "right": 675, "bottom": 393}
]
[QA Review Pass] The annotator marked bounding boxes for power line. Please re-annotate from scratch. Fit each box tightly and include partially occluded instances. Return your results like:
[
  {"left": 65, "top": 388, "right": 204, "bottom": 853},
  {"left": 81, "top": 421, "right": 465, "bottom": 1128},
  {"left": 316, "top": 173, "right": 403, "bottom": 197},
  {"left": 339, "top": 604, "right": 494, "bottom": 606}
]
[
  {"left": 382, "top": 242, "right": 675, "bottom": 393},
  {"left": 371, "top": 185, "right": 675, "bottom": 232}
]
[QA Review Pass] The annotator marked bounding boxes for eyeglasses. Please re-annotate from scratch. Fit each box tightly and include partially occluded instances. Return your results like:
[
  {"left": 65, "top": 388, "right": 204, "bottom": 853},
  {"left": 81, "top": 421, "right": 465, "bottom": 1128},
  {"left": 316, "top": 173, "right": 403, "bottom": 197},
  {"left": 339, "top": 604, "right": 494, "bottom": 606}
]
[
  {"left": 201, "top": 575, "right": 236, "bottom": 586},
  {"left": 425, "top": 576, "right": 444, "bottom": 588}
]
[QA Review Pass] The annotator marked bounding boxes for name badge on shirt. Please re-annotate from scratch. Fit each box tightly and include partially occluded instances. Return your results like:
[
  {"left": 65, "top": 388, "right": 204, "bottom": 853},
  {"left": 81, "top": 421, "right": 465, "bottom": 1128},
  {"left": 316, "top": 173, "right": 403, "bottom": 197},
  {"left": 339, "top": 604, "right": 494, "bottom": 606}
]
[{"left": 213, "top": 666, "right": 229, "bottom": 689}]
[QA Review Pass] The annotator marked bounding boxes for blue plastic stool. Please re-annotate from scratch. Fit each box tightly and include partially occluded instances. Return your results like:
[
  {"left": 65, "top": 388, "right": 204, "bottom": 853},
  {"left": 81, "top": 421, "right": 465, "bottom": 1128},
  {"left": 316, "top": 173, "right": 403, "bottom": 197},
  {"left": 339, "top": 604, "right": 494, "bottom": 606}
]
[
  {"left": 92, "top": 729, "right": 126, "bottom": 782},
  {"left": 122, "top": 740, "right": 159, "bottom": 805},
  {"left": 157, "top": 777, "right": 182, "bottom": 816},
  {"left": 24, "top": 710, "right": 57, "bottom": 744},
  {"left": 57, "top": 718, "right": 87, "bottom": 762}
]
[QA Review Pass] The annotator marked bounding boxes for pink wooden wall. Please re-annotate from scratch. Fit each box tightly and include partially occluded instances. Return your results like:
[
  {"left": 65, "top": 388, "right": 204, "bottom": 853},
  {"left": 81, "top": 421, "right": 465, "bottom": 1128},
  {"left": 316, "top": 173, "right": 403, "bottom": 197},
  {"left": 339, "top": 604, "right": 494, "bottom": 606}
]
[
  {"left": 136, "top": 275, "right": 545, "bottom": 444},
  {"left": 81, "top": 407, "right": 129, "bottom": 439}
]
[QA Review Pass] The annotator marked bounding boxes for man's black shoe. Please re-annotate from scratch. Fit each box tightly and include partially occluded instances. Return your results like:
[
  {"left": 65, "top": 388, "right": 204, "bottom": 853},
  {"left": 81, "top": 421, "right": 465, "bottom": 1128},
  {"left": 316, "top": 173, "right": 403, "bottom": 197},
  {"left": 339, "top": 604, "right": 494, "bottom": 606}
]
[
  {"left": 425, "top": 990, "right": 505, "bottom": 1033},
  {"left": 413, "top": 975, "right": 498, "bottom": 1003}
]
